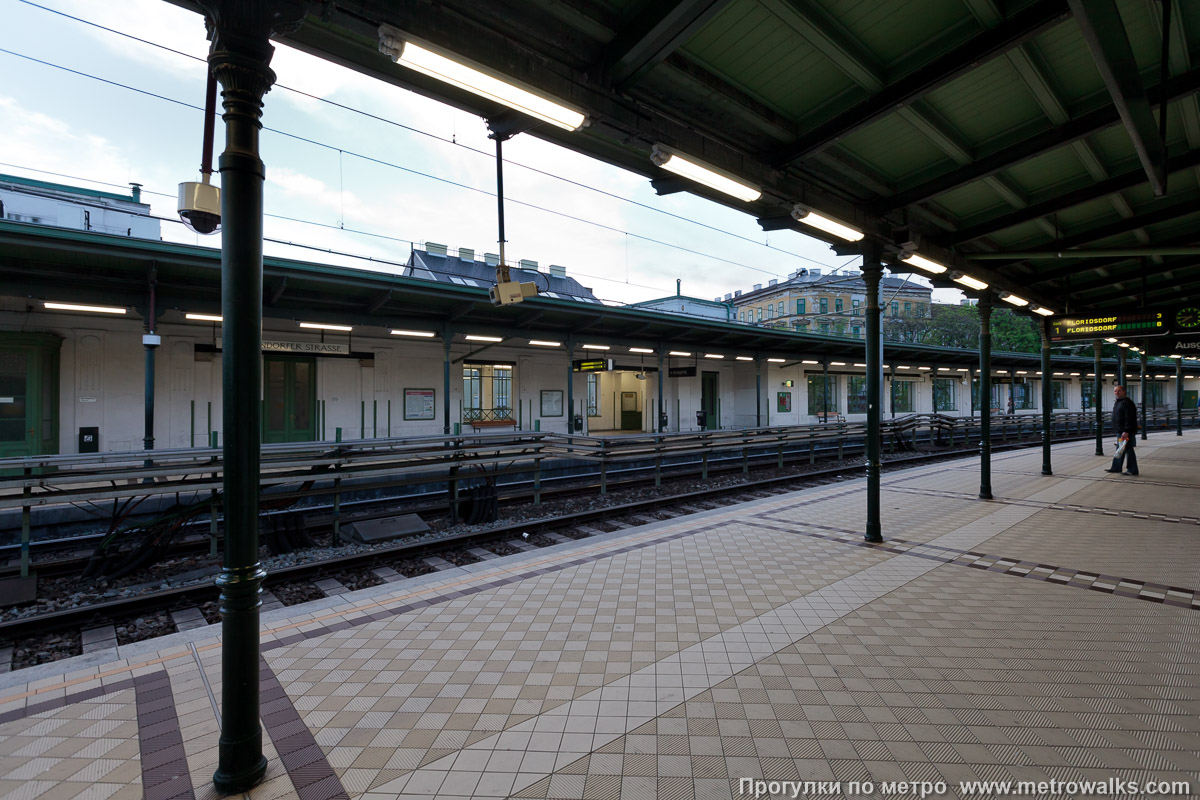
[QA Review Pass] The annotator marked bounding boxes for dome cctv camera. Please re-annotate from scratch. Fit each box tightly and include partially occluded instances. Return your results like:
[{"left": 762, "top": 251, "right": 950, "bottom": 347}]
[{"left": 178, "top": 180, "right": 221, "bottom": 234}]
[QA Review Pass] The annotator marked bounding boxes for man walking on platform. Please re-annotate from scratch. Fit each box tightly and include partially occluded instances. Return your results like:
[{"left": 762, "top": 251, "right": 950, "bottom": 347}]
[{"left": 1105, "top": 384, "right": 1139, "bottom": 476}]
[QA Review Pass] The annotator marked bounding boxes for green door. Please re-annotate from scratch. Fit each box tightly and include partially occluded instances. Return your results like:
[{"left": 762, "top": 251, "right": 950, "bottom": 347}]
[
  {"left": 0, "top": 334, "right": 60, "bottom": 459},
  {"left": 620, "top": 391, "right": 642, "bottom": 430},
  {"left": 1185, "top": 390, "right": 1198, "bottom": 411},
  {"left": 701, "top": 371, "right": 719, "bottom": 429},
  {"left": 263, "top": 357, "right": 316, "bottom": 443}
]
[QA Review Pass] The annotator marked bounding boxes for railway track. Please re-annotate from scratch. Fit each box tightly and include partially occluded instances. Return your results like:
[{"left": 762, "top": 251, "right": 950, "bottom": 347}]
[{"left": 0, "top": 435, "right": 1082, "bottom": 671}]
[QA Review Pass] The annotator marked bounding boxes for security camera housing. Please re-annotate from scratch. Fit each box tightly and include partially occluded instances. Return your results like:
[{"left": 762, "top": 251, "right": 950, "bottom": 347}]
[{"left": 178, "top": 181, "right": 221, "bottom": 235}]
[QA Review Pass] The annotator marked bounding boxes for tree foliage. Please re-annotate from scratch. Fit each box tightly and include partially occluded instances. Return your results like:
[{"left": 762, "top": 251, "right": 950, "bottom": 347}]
[{"left": 883, "top": 303, "right": 1042, "bottom": 353}]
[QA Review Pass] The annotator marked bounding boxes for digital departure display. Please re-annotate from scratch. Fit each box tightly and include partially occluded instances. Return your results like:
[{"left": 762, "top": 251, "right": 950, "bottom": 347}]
[{"left": 1048, "top": 311, "right": 1165, "bottom": 341}]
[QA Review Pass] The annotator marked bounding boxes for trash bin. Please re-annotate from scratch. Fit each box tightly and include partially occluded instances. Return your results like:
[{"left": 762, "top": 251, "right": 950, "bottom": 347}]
[
  {"left": 695, "top": 410, "right": 706, "bottom": 430},
  {"left": 79, "top": 426, "right": 99, "bottom": 453},
  {"left": 573, "top": 414, "right": 584, "bottom": 432},
  {"left": 658, "top": 412, "right": 668, "bottom": 430}
]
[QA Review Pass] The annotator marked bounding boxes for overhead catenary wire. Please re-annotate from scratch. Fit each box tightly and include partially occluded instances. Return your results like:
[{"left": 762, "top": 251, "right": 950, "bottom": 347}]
[{"left": 12, "top": 0, "right": 843, "bottom": 271}]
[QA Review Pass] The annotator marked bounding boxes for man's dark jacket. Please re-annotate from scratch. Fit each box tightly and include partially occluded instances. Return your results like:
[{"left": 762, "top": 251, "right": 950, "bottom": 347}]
[{"left": 1112, "top": 395, "right": 1138, "bottom": 438}]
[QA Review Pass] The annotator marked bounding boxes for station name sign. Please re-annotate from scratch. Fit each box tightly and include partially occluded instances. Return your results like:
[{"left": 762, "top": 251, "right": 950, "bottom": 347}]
[
  {"left": 572, "top": 358, "right": 613, "bottom": 372},
  {"left": 1048, "top": 311, "right": 1165, "bottom": 341},
  {"left": 217, "top": 338, "right": 351, "bottom": 355},
  {"left": 668, "top": 366, "right": 697, "bottom": 377}
]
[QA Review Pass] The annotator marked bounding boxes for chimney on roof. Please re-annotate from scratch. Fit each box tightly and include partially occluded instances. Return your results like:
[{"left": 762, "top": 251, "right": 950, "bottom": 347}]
[
  {"left": 549, "top": 265, "right": 566, "bottom": 277},
  {"left": 724, "top": 293, "right": 732, "bottom": 301},
  {"left": 129, "top": 182, "right": 142, "bottom": 203},
  {"left": 425, "top": 242, "right": 448, "bottom": 256},
  {"left": 676, "top": 278, "right": 681, "bottom": 297},
  {"left": 809, "top": 268, "right": 822, "bottom": 277},
  {"left": 484, "top": 252, "right": 500, "bottom": 266},
  {"left": 753, "top": 283, "right": 762, "bottom": 291},
  {"left": 459, "top": 248, "right": 474, "bottom": 262},
  {"left": 768, "top": 279, "right": 778, "bottom": 287},
  {"left": 519, "top": 259, "right": 538, "bottom": 270},
  {"left": 734, "top": 290, "right": 741, "bottom": 297}
]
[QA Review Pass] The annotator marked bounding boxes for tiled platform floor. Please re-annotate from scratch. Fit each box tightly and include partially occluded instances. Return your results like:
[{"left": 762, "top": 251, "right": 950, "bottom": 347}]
[{"left": 1, "top": 432, "right": 1198, "bottom": 800}]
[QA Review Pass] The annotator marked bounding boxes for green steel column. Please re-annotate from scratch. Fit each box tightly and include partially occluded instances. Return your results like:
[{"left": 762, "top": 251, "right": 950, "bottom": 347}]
[
  {"left": 143, "top": 269, "right": 158, "bottom": 470},
  {"left": 978, "top": 294, "right": 993, "bottom": 500},
  {"left": 203, "top": 3, "right": 302, "bottom": 793},
  {"left": 1140, "top": 349, "right": 1148, "bottom": 440},
  {"left": 443, "top": 336, "right": 452, "bottom": 435},
  {"left": 657, "top": 352, "right": 665, "bottom": 432},
  {"left": 862, "top": 255, "right": 883, "bottom": 543},
  {"left": 822, "top": 360, "right": 829, "bottom": 422},
  {"left": 755, "top": 358, "right": 762, "bottom": 427},
  {"left": 1040, "top": 326, "right": 1052, "bottom": 476},
  {"left": 566, "top": 340, "right": 574, "bottom": 441},
  {"left": 1117, "top": 348, "right": 1127, "bottom": 388},
  {"left": 1177, "top": 358, "right": 1184, "bottom": 436},
  {"left": 1094, "top": 341, "right": 1104, "bottom": 454}
]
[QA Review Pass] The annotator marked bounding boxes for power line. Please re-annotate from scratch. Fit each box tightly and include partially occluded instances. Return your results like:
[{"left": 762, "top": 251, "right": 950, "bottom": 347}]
[{"left": 15, "top": 0, "right": 841, "bottom": 271}]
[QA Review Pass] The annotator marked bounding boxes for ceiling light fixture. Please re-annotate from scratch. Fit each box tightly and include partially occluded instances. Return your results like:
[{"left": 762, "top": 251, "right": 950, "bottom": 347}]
[
  {"left": 704, "top": 353, "right": 725, "bottom": 359},
  {"left": 949, "top": 271, "right": 988, "bottom": 291},
  {"left": 801, "top": 359, "right": 818, "bottom": 365},
  {"left": 186, "top": 313, "right": 223, "bottom": 322},
  {"left": 668, "top": 350, "right": 692, "bottom": 357},
  {"left": 1030, "top": 306, "right": 1054, "bottom": 316},
  {"left": 854, "top": 362, "right": 866, "bottom": 367},
  {"left": 650, "top": 145, "right": 761, "bottom": 203},
  {"left": 897, "top": 253, "right": 947, "bottom": 275},
  {"left": 300, "top": 322, "right": 352, "bottom": 332},
  {"left": 379, "top": 30, "right": 586, "bottom": 131},
  {"left": 528, "top": 340, "right": 561, "bottom": 347},
  {"left": 629, "top": 347, "right": 654, "bottom": 353},
  {"left": 791, "top": 205, "right": 863, "bottom": 242},
  {"left": 767, "top": 358, "right": 786, "bottom": 363},
  {"left": 465, "top": 334, "right": 503, "bottom": 342},
  {"left": 391, "top": 329, "right": 437, "bottom": 337},
  {"left": 44, "top": 302, "right": 126, "bottom": 315},
  {"left": 582, "top": 344, "right": 610, "bottom": 350},
  {"left": 830, "top": 361, "right": 846, "bottom": 366},
  {"left": 1105, "top": 337, "right": 1118, "bottom": 343},
  {"left": 735, "top": 356, "right": 754, "bottom": 361},
  {"left": 999, "top": 292, "right": 1028, "bottom": 307}
]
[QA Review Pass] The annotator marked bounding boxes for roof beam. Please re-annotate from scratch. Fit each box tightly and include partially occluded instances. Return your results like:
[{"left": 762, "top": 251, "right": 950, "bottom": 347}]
[
  {"left": 950, "top": 147, "right": 1200, "bottom": 244},
  {"left": 1080, "top": 269, "right": 1200, "bottom": 304},
  {"left": 877, "top": 67, "right": 1200, "bottom": 213},
  {"left": 604, "top": 0, "right": 734, "bottom": 90},
  {"left": 771, "top": 0, "right": 1070, "bottom": 166},
  {"left": 1068, "top": 0, "right": 1166, "bottom": 195}
]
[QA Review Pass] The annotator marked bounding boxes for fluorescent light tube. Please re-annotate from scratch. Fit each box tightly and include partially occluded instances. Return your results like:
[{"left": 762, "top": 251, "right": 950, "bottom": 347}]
[
  {"left": 1000, "top": 292, "right": 1028, "bottom": 306},
  {"left": 300, "top": 322, "right": 352, "bottom": 332},
  {"left": 186, "top": 313, "right": 223, "bottom": 322},
  {"left": 1031, "top": 306, "right": 1054, "bottom": 316},
  {"left": 767, "top": 358, "right": 785, "bottom": 363},
  {"left": 801, "top": 359, "right": 818, "bottom": 364},
  {"left": 735, "top": 356, "right": 753, "bottom": 361},
  {"left": 899, "top": 253, "right": 947, "bottom": 274},
  {"left": 704, "top": 353, "right": 724, "bottom": 359},
  {"left": 650, "top": 145, "right": 761, "bottom": 203},
  {"left": 44, "top": 302, "right": 126, "bottom": 314},
  {"left": 392, "top": 329, "right": 436, "bottom": 337},
  {"left": 951, "top": 272, "right": 988, "bottom": 291},
  {"left": 581, "top": 344, "right": 610, "bottom": 350},
  {"left": 791, "top": 206, "right": 862, "bottom": 241},
  {"left": 629, "top": 347, "right": 654, "bottom": 353},
  {"left": 668, "top": 351, "right": 691, "bottom": 356},
  {"left": 465, "top": 334, "right": 503, "bottom": 342},
  {"left": 529, "top": 340, "right": 560, "bottom": 347},
  {"left": 380, "top": 34, "right": 585, "bottom": 131}
]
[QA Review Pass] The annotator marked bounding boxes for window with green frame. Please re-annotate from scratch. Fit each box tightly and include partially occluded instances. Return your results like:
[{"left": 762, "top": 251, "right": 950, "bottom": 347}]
[
  {"left": 492, "top": 366, "right": 512, "bottom": 411},
  {"left": 819, "top": 321, "right": 830, "bottom": 334},
  {"left": 891, "top": 380, "right": 914, "bottom": 412},
  {"left": 587, "top": 373, "right": 599, "bottom": 416},
  {"left": 933, "top": 377, "right": 956, "bottom": 411},
  {"left": 891, "top": 301, "right": 899, "bottom": 316},
  {"left": 903, "top": 301, "right": 911, "bottom": 316},
  {"left": 968, "top": 379, "right": 1002, "bottom": 411},
  {"left": 852, "top": 299, "right": 861, "bottom": 315},
  {"left": 1081, "top": 379, "right": 1101, "bottom": 409},
  {"left": 1144, "top": 381, "right": 1164, "bottom": 408},
  {"left": 819, "top": 297, "right": 828, "bottom": 313},
  {"left": 1051, "top": 380, "right": 1068, "bottom": 409},
  {"left": 1011, "top": 381, "right": 1035, "bottom": 410},
  {"left": 835, "top": 298, "right": 843, "bottom": 313},
  {"left": 807, "top": 375, "right": 838, "bottom": 414},
  {"left": 796, "top": 298, "right": 806, "bottom": 314},
  {"left": 852, "top": 325, "right": 861, "bottom": 338},
  {"left": 846, "top": 375, "right": 867, "bottom": 413},
  {"left": 463, "top": 367, "right": 482, "bottom": 410}
]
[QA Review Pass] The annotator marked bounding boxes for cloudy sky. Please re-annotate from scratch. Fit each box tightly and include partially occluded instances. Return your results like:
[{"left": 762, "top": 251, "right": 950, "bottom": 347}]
[{"left": 2, "top": 0, "right": 949, "bottom": 306}]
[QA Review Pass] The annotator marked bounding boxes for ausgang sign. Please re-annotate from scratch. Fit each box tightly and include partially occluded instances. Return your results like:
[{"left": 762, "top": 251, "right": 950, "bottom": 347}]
[{"left": 1048, "top": 311, "right": 1166, "bottom": 341}]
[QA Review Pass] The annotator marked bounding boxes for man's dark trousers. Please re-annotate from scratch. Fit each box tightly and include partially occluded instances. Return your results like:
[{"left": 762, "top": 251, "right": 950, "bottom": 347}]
[{"left": 1110, "top": 436, "right": 1137, "bottom": 474}]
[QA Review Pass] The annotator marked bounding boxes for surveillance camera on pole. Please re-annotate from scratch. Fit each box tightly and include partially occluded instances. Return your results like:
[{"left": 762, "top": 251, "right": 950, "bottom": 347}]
[
  {"left": 178, "top": 70, "right": 221, "bottom": 235},
  {"left": 487, "top": 124, "right": 538, "bottom": 306}
]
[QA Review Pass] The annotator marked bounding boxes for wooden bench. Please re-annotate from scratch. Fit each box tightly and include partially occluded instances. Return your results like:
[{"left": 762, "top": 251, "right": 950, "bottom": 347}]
[
  {"left": 814, "top": 412, "right": 846, "bottom": 424},
  {"left": 468, "top": 418, "right": 517, "bottom": 432}
]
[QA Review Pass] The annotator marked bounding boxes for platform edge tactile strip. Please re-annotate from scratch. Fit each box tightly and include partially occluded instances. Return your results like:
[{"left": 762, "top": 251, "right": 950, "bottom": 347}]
[
  {"left": 136, "top": 669, "right": 195, "bottom": 800},
  {"left": 259, "top": 656, "right": 350, "bottom": 800}
]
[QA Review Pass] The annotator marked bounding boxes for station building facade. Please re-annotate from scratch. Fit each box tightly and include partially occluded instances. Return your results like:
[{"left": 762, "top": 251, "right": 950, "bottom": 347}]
[{"left": 1, "top": 178, "right": 1195, "bottom": 456}]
